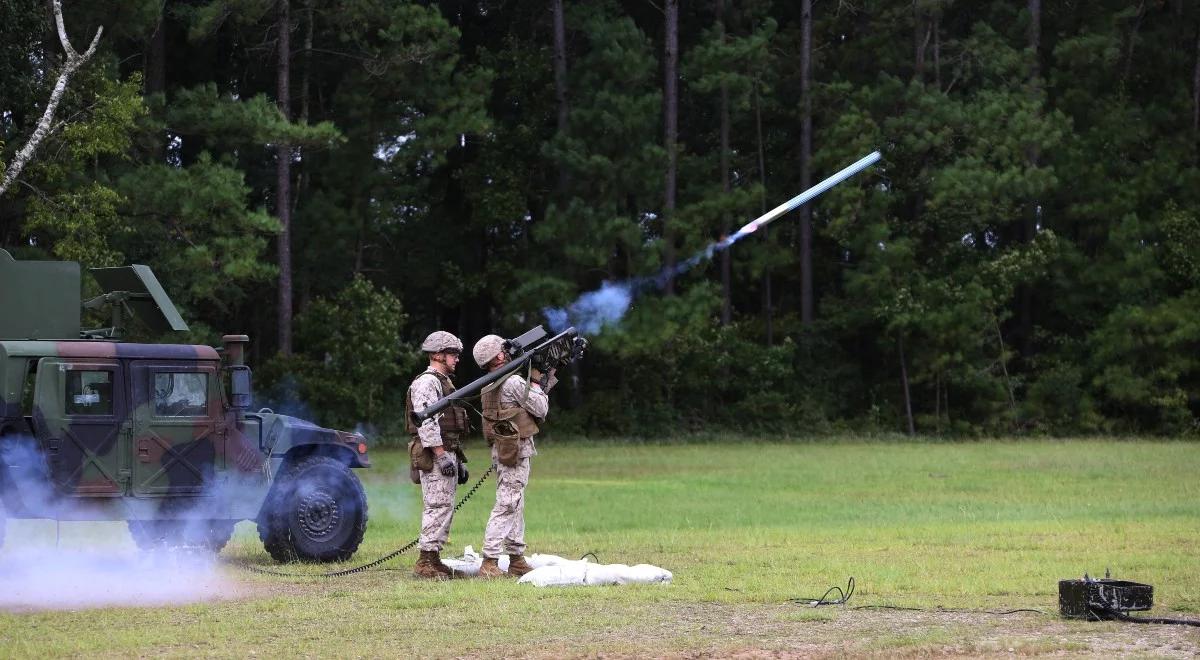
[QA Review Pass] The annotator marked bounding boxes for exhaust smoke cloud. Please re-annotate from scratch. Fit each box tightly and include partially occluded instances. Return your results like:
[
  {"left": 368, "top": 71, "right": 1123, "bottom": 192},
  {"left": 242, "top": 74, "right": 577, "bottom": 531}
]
[
  {"left": 0, "top": 532, "right": 239, "bottom": 610},
  {"left": 0, "top": 440, "right": 240, "bottom": 611}
]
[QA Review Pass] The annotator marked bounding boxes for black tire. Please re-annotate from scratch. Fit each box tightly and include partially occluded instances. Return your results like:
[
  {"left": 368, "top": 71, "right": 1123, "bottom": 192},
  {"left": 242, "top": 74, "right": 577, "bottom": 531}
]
[
  {"left": 257, "top": 455, "right": 368, "bottom": 563},
  {"left": 127, "top": 519, "right": 236, "bottom": 553}
]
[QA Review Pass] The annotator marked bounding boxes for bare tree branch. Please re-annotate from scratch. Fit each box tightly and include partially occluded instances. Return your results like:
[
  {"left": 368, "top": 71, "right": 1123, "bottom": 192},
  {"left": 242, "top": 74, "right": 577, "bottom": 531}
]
[{"left": 0, "top": 0, "right": 103, "bottom": 198}]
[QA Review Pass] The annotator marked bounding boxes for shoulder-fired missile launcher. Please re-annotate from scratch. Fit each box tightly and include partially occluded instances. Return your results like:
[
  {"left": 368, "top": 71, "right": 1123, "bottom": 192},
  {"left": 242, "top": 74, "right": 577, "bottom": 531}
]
[{"left": 0, "top": 248, "right": 370, "bottom": 562}]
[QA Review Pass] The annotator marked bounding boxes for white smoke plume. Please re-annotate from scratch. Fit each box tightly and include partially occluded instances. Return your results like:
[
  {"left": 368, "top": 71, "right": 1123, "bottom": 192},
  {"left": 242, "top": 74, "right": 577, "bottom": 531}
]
[
  {"left": 0, "top": 532, "right": 239, "bottom": 611},
  {"left": 544, "top": 280, "right": 637, "bottom": 334},
  {"left": 541, "top": 240, "right": 734, "bottom": 334},
  {"left": 0, "top": 438, "right": 240, "bottom": 611}
]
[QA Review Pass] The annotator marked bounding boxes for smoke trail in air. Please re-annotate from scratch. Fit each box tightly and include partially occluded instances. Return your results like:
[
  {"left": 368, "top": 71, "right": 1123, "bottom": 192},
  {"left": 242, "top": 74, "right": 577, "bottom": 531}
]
[
  {"left": 543, "top": 224, "right": 777, "bottom": 333},
  {"left": 544, "top": 151, "right": 882, "bottom": 334}
]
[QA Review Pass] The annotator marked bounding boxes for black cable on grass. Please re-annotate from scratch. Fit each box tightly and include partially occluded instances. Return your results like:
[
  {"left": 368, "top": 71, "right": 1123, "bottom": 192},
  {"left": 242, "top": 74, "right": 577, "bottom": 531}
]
[
  {"left": 791, "top": 577, "right": 855, "bottom": 606},
  {"left": 1100, "top": 611, "right": 1200, "bottom": 627},
  {"left": 579, "top": 552, "right": 600, "bottom": 563},
  {"left": 1086, "top": 590, "right": 1200, "bottom": 627},
  {"left": 789, "top": 579, "right": 1049, "bottom": 616},
  {"left": 851, "top": 605, "right": 1049, "bottom": 616}
]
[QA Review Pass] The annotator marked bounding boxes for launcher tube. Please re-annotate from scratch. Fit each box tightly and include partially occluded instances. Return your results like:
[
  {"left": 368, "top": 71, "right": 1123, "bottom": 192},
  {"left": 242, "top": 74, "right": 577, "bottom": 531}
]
[{"left": 412, "top": 327, "right": 577, "bottom": 424}]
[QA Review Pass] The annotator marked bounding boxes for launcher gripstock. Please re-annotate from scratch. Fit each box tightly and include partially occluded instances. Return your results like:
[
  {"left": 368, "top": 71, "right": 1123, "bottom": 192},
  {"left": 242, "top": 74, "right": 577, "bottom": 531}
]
[{"left": 411, "top": 326, "right": 584, "bottom": 425}]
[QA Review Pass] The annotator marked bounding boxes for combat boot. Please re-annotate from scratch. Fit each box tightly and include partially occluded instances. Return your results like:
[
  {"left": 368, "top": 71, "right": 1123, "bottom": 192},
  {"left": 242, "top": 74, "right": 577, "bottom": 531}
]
[
  {"left": 430, "top": 552, "right": 461, "bottom": 579},
  {"left": 507, "top": 554, "right": 534, "bottom": 577},
  {"left": 478, "top": 557, "right": 507, "bottom": 578},
  {"left": 413, "top": 550, "right": 446, "bottom": 579}
]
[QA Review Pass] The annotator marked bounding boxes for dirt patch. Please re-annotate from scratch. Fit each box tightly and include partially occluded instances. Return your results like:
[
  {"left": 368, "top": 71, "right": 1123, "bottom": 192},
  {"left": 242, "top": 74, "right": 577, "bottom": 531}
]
[{"left": 531, "top": 603, "right": 1200, "bottom": 658}]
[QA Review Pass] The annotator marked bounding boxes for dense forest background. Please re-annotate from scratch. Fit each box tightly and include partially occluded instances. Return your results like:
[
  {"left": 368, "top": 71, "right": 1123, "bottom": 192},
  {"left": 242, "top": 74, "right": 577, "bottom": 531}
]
[{"left": 2, "top": 0, "right": 1199, "bottom": 439}]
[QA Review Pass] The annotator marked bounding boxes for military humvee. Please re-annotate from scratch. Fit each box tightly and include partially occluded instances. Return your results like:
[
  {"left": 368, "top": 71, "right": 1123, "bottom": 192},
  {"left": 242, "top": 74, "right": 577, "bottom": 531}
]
[{"left": 0, "top": 249, "right": 369, "bottom": 562}]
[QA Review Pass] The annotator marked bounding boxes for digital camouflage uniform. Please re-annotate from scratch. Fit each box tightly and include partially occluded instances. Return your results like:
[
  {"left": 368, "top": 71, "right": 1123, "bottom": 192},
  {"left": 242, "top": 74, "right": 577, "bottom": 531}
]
[
  {"left": 482, "top": 373, "right": 548, "bottom": 559},
  {"left": 406, "top": 368, "right": 463, "bottom": 552}
]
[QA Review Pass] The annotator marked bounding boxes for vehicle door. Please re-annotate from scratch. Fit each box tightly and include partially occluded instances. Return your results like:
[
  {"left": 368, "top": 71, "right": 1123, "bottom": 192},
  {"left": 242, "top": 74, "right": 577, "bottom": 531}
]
[
  {"left": 129, "top": 361, "right": 222, "bottom": 496},
  {"left": 32, "top": 358, "right": 127, "bottom": 496}
]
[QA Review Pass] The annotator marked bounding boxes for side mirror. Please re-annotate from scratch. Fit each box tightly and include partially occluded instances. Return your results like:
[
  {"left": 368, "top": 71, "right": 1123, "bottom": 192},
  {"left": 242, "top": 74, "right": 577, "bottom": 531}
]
[{"left": 229, "top": 365, "right": 252, "bottom": 410}]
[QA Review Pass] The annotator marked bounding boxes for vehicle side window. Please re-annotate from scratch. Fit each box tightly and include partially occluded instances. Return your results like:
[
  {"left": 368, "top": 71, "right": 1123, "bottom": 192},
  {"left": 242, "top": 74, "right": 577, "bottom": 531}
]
[
  {"left": 154, "top": 372, "right": 208, "bottom": 417},
  {"left": 66, "top": 370, "right": 114, "bottom": 416}
]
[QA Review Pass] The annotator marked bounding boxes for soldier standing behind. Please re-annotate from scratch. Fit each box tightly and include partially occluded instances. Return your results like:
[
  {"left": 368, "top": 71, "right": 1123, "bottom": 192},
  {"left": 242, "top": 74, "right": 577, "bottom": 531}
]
[
  {"left": 471, "top": 334, "right": 553, "bottom": 578},
  {"left": 406, "top": 331, "right": 469, "bottom": 579}
]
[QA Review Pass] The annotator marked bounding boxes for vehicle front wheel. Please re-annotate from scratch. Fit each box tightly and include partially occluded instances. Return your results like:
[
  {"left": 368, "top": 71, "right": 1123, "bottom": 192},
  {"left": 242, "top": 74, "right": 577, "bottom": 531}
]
[{"left": 257, "top": 455, "right": 368, "bottom": 563}]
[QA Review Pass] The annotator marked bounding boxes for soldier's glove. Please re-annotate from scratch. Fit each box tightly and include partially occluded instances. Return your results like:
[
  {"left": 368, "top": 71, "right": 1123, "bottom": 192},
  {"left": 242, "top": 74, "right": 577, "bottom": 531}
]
[{"left": 436, "top": 452, "right": 457, "bottom": 477}]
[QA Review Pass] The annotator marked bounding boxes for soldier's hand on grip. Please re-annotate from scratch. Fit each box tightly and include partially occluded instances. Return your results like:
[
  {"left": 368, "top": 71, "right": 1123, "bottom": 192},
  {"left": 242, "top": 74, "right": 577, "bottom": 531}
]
[{"left": 436, "top": 452, "right": 457, "bottom": 477}]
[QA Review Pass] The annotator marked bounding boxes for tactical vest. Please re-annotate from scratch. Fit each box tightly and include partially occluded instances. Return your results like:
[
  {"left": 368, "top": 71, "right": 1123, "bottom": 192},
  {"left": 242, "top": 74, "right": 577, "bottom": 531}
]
[
  {"left": 405, "top": 369, "right": 469, "bottom": 450},
  {"left": 480, "top": 376, "right": 542, "bottom": 447}
]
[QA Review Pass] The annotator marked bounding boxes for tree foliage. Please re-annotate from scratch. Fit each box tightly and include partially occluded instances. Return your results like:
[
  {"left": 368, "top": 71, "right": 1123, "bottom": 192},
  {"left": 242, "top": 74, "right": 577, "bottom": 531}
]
[{"left": 1, "top": 0, "right": 1198, "bottom": 438}]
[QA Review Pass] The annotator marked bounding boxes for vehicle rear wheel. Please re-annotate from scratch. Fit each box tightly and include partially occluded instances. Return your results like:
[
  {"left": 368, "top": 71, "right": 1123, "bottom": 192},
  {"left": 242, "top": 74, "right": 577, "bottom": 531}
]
[
  {"left": 127, "top": 519, "right": 235, "bottom": 553},
  {"left": 257, "top": 455, "right": 368, "bottom": 563}
]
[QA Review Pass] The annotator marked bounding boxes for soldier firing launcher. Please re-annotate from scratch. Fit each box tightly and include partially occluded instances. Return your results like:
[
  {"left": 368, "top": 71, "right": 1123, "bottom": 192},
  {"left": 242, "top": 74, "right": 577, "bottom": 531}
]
[{"left": 412, "top": 325, "right": 587, "bottom": 425}]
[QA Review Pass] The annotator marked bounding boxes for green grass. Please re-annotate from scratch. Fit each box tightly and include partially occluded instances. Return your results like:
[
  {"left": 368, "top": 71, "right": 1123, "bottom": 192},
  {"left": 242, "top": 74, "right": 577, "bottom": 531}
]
[{"left": 2, "top": 439, "right": 1199, "bottom": 657}]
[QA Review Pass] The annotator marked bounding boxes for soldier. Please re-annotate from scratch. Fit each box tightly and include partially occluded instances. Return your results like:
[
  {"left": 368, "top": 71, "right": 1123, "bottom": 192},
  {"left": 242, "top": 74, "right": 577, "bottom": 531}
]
[
  {"left": 406, "top": 330, "right": 470, "bottom": 579},
  {"left": 471, "top": 334, "right": 553, "bottom": 578}
]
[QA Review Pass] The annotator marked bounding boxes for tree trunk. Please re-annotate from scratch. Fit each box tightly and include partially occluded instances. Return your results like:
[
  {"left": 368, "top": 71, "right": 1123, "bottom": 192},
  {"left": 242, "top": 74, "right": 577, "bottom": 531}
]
[
  {"left": 934, "top": 370, "right": 941, "bottom": 435},
  {"left": 799, "top": 0, "right": 814, "bottom": 324},
  {"left": 662, "top": 0, "right": 679, "bottom": 295},
  {"left": 933, "top": 11, "right": 942, "bottom": 90},
  {"left": 552, "top": 0, "right": 582, "bottom": 408},
  {"left": 276, "top": 0, "right": 293, "bottom": 356},
  {"left": 898, "top": 334, "right": 915, "bottom": 435},
  {"left": 1123, "top": 1, "right": 1146, "bottom": 85},
  {"left": 755, "top": 81, "right": 773, "bottom": 345},
  {"left": 552, "top": 0, "right": 569, "bottom": 193},
  {"left": 718, "top": 0, "right": 732, "bottom": 325},
  {"left": 995, "top": 316, "right": 1019, "bottom": 424},
  {"left": 913, "top": 5, "right": 930, "bottom": 82},
  {"left": 1019, "top": 0, "right": 1041, "bottom": 358},
  {"left": 300, "top": 0, "right": 312, "bottom": 124},
  {"left": 0, "top": 0, "right": 102, "bottom": 198},
  {"left": 146, "top": 4, "right": 166, "bottom": 98},
  {"left": 144, "top": 3, "right": 167, "bottom": 163},
  {"left": 1193, "top": 20, "right": 1200, "bottom": 134}
]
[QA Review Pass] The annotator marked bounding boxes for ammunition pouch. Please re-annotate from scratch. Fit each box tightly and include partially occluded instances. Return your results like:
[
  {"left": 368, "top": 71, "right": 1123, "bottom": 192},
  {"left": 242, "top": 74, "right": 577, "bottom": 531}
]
[
  {"left": 408, "top": 439, "right": 468, "bottom": 476},
  {"left": 439, "top": 404, "right": 470, "bottom": 435},
  {"left": 409, "top": 438, "right": 434, "bottom": 473},
  {"left": 405, "top": 369, "right": 470, "bottom": 458},
  {"left": 481, "top": 377, "right": 540, "bottom": 468},
  {"left": 494, "top": 434, "right": 520, "bottom": 468}
]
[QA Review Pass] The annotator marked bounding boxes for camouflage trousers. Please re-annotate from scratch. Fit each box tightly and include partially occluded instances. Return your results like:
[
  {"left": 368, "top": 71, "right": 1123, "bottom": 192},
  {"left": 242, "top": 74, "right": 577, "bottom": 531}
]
[
  {"left": 418, "top": 453, "right": 459, "bottom": 552},
  {"left": 482, "top": 453, "right": 530, "bottom": 558}
]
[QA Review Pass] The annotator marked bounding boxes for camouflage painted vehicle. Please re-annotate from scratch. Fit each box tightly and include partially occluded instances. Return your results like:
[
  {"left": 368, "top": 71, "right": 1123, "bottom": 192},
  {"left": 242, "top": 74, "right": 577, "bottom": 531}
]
[{"left": 0, "top": 249, "right": 370, "bottom": 562}]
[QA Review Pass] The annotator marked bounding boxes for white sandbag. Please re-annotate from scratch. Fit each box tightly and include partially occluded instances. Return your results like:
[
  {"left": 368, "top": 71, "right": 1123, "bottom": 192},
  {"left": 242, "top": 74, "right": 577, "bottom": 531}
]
[
  {"left": 526, "top": 553, "right": 574, "bottom": 568},
  {"left": 441, "top": 545, "right": 508, "bottom": 576},
  {"left": 441, "top": 546, "right": 673, "bottom": 586},
  {"left": 516, "top": 564, "right": 586, "bottom": 587},
  {"left": 624, "top": 564, "right": 673, "bottom": 583},
  {"left": 518, "top": 560, "right": 672, "bottom": 587}
]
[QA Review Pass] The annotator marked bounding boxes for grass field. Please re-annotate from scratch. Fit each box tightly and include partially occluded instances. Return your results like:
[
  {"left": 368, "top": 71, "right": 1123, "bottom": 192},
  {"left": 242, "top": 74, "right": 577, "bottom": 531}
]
[{"left": 2, "top": 439, "right": 1199, "bottom": 657}]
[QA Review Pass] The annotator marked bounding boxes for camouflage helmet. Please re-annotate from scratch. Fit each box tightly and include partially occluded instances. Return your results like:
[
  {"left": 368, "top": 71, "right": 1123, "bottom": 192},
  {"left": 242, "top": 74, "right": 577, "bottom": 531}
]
[
  {"left": 472, "top": 334, "right": 505, "bottom": 368},
  {"left": 421, "top": 331, "right": 463, "bottom": 353}
]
